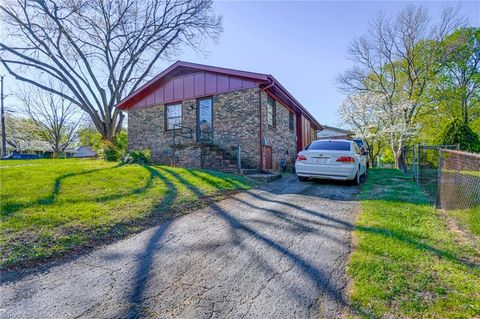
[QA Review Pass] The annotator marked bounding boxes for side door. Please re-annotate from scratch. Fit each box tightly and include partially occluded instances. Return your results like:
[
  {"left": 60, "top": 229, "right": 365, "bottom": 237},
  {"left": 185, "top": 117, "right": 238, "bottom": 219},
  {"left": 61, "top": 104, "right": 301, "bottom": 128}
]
[{"left": 265, "top": 146, "right": 273, "bottom": 170}]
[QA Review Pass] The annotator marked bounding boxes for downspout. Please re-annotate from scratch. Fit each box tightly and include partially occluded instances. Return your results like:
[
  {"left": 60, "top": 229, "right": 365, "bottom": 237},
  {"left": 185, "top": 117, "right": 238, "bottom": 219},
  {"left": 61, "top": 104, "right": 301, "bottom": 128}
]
[{"left": 258, "top": 77, "right": 275, "bottom": 172}]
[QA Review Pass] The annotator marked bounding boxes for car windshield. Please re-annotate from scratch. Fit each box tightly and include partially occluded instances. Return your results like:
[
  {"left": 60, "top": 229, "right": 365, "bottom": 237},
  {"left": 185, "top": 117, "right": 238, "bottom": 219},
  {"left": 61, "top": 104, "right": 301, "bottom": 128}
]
[
  {"left": 353, "top": 139, "right": 364, "bottom": 148},
  {"left": 306, "top": 141, "right": 351, "bottom": 151}
]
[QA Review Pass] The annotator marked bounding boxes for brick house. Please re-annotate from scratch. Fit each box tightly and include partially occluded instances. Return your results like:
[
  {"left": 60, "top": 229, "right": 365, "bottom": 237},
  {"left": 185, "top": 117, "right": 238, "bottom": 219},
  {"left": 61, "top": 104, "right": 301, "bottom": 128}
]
[{"left": 117, "top": 61, "right": 321, "bottom": 172}]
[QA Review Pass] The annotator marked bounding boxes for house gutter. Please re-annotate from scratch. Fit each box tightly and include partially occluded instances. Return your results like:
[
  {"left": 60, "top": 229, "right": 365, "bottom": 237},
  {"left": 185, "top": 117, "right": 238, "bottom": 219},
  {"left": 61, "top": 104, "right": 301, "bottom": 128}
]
[{"left": 258, "top": 77, "right": 275, "bottom": 172}]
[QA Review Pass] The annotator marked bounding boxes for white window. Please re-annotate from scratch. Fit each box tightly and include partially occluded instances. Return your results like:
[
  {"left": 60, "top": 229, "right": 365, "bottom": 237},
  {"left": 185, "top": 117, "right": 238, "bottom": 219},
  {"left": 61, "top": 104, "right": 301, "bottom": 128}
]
[
  {"left": 166, "top": 103, "right": 182, "bottom": 130},
  {"left": 266, "top": 96, "right": 276, "bottom": 127}
]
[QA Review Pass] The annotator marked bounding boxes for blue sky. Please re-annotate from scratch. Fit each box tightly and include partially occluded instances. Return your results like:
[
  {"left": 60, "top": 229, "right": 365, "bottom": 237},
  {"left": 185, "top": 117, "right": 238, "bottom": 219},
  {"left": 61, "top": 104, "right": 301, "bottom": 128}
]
[
  {"left": 171, "top": 0, "right": 480, "bottom": 126},
  {"left": 3, "top": 1, "right": 479, "bottom": 127}
]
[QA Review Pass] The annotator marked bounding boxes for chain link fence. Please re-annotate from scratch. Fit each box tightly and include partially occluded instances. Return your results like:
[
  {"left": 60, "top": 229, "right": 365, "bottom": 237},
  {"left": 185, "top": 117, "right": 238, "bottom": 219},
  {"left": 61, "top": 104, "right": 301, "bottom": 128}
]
[
  {"left": 400, "top": 145, "right": 416, "bottom": 178},
  {"left": 398, "top": 144, "right": 480, "bottom": 210},
  {"left": 416, "top": 145, "right": 460, "bottom": 205},
  {"left": 438, "top": 149, "right": 480, "bottom": 210},
  {"left": 416, "top": 145, "right": 441, "bottom": 202}
]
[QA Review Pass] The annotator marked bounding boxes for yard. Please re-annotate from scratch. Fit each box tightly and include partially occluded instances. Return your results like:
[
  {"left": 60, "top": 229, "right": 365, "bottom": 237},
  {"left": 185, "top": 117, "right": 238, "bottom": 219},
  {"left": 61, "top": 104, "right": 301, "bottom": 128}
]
[
  {"left": 0, "top": 159, "right": 254, "bottom": 269},
  {"left": 348, "top": 169, "right": 480, "bottom": 318},
  {"left": 2, "top": 160, "right": 479, "bottom": 318}
]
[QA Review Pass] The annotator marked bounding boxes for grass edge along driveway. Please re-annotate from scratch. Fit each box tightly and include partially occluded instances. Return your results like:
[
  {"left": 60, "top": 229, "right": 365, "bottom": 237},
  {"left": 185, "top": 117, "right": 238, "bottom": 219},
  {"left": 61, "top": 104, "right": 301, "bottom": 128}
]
[
  {"left": 347, "top": 169, "right": 480, "bottom": 318},
  {"left": 0, "top": 159, "right": 255, "bottom": 269}
]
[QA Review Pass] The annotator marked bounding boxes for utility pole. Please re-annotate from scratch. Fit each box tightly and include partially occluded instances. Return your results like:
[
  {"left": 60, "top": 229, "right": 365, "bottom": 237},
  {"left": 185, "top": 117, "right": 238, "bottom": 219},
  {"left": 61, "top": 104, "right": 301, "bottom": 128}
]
[{"left": 1, "top": 76, "right": 6, "bottom": 157}]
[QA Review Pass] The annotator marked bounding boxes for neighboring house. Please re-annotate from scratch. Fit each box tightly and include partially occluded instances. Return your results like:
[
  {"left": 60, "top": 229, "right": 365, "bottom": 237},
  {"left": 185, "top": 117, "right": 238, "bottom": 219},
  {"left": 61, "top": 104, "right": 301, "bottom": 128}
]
[
  {"left": 72, "top": 146, "right": 97, "bottom": 158},
  {"left": 2, "top": 140, "right": 70, "bottom": 158},
  {"left": 316, "top": 125, "right": 354, "bottom": 140},
  {"left": 117, "top": 61, "right": 321, "bottom": 171}
]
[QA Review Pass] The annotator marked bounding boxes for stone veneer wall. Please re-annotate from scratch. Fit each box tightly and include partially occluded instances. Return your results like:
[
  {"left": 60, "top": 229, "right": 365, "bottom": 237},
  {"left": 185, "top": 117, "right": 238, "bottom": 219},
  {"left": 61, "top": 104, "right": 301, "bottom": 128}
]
[
  {"left": 127, "top": 88, "right": 261, "bottom": 168},
  {"left": 260, "top": 92, "right": 298, "bottom": 171},
  {"left": 211, "top": 88, "right": 260, "bottom": 168},
  {"left": 127, "top": 100, "right": 197, "bottom": 165}
]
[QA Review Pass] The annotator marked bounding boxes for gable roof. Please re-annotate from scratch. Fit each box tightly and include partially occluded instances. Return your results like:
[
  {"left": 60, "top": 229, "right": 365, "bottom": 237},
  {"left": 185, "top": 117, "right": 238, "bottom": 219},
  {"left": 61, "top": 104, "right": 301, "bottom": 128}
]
[
  {"left": 116, "top": 61, "right": 321, "bottom": 129},
  {"left": 318, "top": 125, "right": 354, "bottom": 135}
]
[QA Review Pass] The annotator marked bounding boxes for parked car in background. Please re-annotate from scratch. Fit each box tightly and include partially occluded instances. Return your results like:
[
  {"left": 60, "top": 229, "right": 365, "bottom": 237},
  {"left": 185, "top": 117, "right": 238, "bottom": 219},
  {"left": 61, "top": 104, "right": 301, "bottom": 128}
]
[
  {"left": 352, "top": 138, "right": 370, "bottom": 168},
  {"left": 1, "top": 152, "right": 40, "bottom": 160},
  {"left": 295, "top": 139, "right": 367, "bottom": 185}
]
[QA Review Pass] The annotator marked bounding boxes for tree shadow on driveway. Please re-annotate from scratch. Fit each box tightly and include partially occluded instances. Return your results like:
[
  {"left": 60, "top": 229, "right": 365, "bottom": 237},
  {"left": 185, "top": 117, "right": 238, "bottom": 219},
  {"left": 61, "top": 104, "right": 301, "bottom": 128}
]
[
  {"left": 125, "top": 169, "right": 478, "bottom": 318},
  {"left": 123, "top": 167, "right": 359, "bottom": 318}
]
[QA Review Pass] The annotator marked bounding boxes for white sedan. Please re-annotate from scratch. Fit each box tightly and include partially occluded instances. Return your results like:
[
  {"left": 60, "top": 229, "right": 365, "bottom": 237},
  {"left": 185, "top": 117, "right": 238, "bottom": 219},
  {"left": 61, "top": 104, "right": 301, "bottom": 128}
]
[{"left": 295, "top": 139, "right": 367, "bottom": 185}]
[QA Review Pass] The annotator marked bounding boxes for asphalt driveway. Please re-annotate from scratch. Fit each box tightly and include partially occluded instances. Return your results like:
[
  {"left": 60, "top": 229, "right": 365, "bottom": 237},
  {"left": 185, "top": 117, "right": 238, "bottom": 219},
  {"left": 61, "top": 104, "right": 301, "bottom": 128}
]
[{"left": 1, "top": 175, "right": 360, "bottom": 318}]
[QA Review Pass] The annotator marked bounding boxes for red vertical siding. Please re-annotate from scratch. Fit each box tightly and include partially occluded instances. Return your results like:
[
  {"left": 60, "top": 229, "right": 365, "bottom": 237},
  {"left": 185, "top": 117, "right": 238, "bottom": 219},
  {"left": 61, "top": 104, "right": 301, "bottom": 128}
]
[
  {"left": 130, "top": 70, "right": 260, "bottom": 108},
  {"left": 194, "top": 72, "right": 205, "bottom": 96},
  {"left": 205, "top": 72, "right": 216, "bottom": 94},
  {"left": 164, "top": 80, "right": 174, "bottom": 101},
  {"left": 154, "top": 84, "right": 164, "bottom": 104},
  {"left": 173, "top": 78, "right": 183, "bottom": 100},
  {"left": 217, "top": 74, "right": 229, "bottom": 92},
  {"left": 146, "top": 92, "right": 155, "bottom": 105},
  {"left": 230, "top": 77, "right": 242, "bottom": 90},
  {"left": 183, "top": 74, "right": 194, "bottom": 99}
]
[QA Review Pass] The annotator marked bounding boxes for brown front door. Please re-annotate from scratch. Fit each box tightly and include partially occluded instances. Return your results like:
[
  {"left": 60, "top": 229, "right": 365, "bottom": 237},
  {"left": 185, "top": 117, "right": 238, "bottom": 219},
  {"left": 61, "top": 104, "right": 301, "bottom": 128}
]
[{"left": 265, "top": 146, "right": 272, "bottom": 170}]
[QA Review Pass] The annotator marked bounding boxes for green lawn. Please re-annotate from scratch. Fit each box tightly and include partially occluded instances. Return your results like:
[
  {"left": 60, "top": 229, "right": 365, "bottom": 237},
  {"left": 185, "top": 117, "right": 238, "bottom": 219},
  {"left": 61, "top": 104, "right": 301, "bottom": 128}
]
[
  {"left": 0, "top": 159, "right": 254, "bottom": 268},
  {"left": 348, "top": 169, "right": 480, "bottom": 318},
  {"left": 448, "top": 207, "right": 480, "bottom": 236}
]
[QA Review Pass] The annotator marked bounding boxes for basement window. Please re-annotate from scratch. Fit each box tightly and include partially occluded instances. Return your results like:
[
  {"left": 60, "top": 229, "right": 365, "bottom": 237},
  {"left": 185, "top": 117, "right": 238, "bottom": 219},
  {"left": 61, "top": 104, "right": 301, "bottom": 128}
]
[
  {"left": 166, "top": 103, "right": 182, "bottom": 130},
  {"left": 266, "top": 96, "right": 276, "bottom": 127}
]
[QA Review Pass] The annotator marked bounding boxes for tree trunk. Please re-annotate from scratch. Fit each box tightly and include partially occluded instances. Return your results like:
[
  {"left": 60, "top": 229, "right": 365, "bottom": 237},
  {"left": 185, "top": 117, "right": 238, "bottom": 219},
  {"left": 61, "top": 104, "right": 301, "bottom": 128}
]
[
  {"left": 391, "top": 141, "right": 406, "bottom": 171},
  {"left": 92, "top": 114, "right": 123, "bottom": 143},
  {"left": 462, "top": 98, "right": 469, "bottom": 124},
  {"left": 395, "top": 148, "right": 407, "bottom": 171}
]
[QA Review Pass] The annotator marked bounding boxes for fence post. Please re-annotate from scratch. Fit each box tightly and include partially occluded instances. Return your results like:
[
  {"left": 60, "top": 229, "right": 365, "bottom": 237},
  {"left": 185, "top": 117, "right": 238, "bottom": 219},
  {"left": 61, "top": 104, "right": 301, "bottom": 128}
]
[
  {"left": 436, "top": 149, "right": 443, "bottom": 208},
  {"left": 172, "top": 128, "right": 176, "bottom": 167},
  {"left": 236, "top": 145, "right": 241, "bottom": 174},
  {"left": 411, "top": 145, "right": 415, "bottom": 180},
  {"left": 416, "top": 145, "right": 421, "bottom": 184}
]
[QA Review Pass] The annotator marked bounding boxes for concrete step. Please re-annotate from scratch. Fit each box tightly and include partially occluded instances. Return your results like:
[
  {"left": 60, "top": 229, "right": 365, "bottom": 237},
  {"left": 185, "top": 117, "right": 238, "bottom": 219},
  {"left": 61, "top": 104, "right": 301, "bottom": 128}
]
[
  {"left": 218, "top": 168, "right": 239, "bottom": 174},
  {"left": 247, "top": 173, "right": 282, "bottom": 183},
  {"left": 240, "top": 168, "right": 258, "bottom": 175}
]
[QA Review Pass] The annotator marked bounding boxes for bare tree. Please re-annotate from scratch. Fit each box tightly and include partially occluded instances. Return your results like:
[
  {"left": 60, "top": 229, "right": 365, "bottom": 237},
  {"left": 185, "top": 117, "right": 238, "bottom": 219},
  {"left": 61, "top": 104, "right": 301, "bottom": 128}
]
[
  {"left": 20, "top": 86, "right": 82, "bottom": 157},
  {"left": 0, "top": 0, "right": 222, "bottom": 142},
  {"left": 337, "top": 5, "right": 465, "bottom": 168}
]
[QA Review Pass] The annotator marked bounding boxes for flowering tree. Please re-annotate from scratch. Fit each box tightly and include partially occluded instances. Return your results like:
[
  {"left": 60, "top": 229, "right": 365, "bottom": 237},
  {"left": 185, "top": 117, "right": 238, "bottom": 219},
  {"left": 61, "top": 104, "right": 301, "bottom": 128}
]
[
  {"left": 337, "top": 5, "right": 465, "bottom": 168},
  {"left": 339, "top": 93, "right": 419, "bottom": 169},
  {"left": 377, "top": 97, "right": 420, "bottom": 169},
  {"left": 338, "top": 93, "right": 385, "bottom": 165},
  {"left": 2, "top": 115, "right": 41, "bottom": 152}
]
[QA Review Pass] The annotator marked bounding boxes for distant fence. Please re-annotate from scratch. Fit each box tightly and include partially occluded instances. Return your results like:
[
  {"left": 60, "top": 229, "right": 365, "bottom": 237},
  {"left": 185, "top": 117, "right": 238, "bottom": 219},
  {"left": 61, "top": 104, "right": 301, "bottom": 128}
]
[
  {"left": 399, "top": 144, "right": 480, "bottom": 210},
  {"left": 400, "top": 145, "right": 416, "bottom": 178},
  {"left": 376, "top": 162, "right": 395, "bottom": 169},
  {"left": 416, "top": 145, "right": 459, "bottom": 203}
]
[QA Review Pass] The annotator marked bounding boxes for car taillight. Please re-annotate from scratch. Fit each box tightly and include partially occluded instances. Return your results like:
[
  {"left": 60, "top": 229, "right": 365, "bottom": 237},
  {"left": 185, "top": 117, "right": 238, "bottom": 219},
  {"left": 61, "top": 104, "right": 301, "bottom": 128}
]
[
  {"left": 296, "top": 154, "right": 307, "bottom": 161},
  {"left": 336, "top": 156, "right": 355, "bottom": 163}
]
